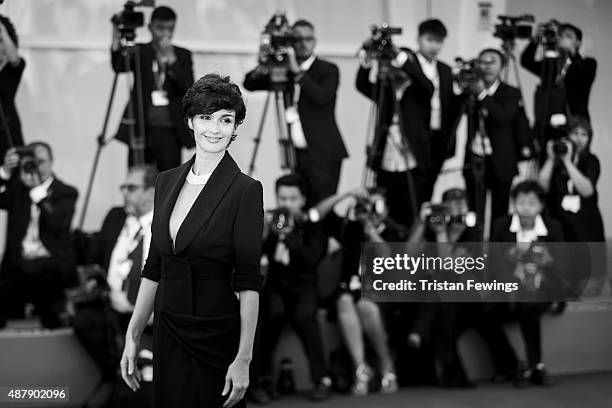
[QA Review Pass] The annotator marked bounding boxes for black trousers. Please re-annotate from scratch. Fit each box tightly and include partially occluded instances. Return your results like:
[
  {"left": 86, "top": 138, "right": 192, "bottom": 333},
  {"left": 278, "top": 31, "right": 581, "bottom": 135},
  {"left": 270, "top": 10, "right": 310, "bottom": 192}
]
[
  {"left": 464, "top": 155, "right": 512, "bottom": 227},
  {"left": 477, "top": 302, "right": 547, "bottom": 373},
  {"left": 128, "top": 126, "right": 183, "bottom": 171},
  {"left": 261, "top": 286, "right": 328, "bottom": 383},
  {"left": 376, "top": 167, "right": 434, "bottom": 228},
  {"left": 0, "top": 257, "right": 64, "bottom": 328},
  {"left": 296, "top": 155, "right": 342, "bottom": 206}
]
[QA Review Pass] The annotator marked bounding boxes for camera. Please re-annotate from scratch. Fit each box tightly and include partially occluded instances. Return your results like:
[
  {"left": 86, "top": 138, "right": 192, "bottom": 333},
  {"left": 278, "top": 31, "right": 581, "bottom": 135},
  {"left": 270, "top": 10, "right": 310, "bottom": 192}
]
[
  {"left": 454, "top": 57, "right": 483, "bottom": 88},
  {"left": 14, "top": 146, "right": 40, "bottom": 175},
  {"left": 552, "top": 139, "right": 569, "bottom": 156},
  {"left": 267, "top": 207, "right": 295, "bottom": 235},
  {"left": 258, "top": 12, "right": 298, "bottom": 90},
  {"left": 361, "top": 23, "right": 402, "bottom": 61},
  {"left": 539, "top": 19, "right": 561, "bottom": 50},
  {"left": 111, "top": 1, "right": 155, "bottom": 41},
  {"left": 493, "top": 14, "right": 534, "bottom": 42},
  {"left": 353, "top": 194, "right": 386, "bottom": 219},
  {"left": 425, "top": 204, "right": 477, "bottom": 229}
]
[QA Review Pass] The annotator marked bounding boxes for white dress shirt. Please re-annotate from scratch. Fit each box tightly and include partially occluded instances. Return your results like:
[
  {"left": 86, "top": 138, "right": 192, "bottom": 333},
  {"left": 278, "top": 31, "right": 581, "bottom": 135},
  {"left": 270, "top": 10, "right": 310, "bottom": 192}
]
[
  {"left": 416, "top": 52, "right": 441, "bottom": 131},
  {"left": 22, "top": 176, "right": 54, "bottom": 259},
  {"left": 290, "top": 54, "right": 317, "bottom": 149},
  {"left": 107, "top": 210, "right": 153, "bottom": 313},
  {"left": 509, "top": 214, "right": 548, "bottom": 243}
]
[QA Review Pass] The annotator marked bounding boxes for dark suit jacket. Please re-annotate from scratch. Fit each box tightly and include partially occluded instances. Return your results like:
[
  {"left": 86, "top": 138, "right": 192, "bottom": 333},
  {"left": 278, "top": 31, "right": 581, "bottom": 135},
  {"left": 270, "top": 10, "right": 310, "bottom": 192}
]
[
  {"left": 465, "top": 82, "right": 533, "bottom": 181},
  {"left": 87, "top": 206, "right": 128, "bottom": 271},
  {"left": 243, "top": 57, "right": 348, "bottom": 165},
  {"left": 111, "top": 42, "right": 195, "bottom": 149},
  {"left": 0, "top": 58, "right": 26, "bottom": 155},
  {"left": 521, "top": 41, "right": 597, "bottom": 120},
  {"left": 356, "top": 49, "right": 459, "bottom": 173},
  {"left": 0, "top": 175, "right": 78, "bottom": 284}
]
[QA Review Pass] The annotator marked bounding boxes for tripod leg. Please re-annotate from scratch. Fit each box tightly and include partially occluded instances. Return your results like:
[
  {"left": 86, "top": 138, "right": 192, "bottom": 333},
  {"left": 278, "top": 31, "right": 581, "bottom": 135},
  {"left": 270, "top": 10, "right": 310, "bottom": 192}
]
[
  {"left": 273, "top": 90, "right": 296, "bottom": 172},
  {"left": 78, "top": 72, "right": 120, "bottom": 229},
  {"left": 247, "top": 92, "right": 271, "bottom": 176},
  {"left": 132, "top": 45, "right": 146, "bottom": 165}
]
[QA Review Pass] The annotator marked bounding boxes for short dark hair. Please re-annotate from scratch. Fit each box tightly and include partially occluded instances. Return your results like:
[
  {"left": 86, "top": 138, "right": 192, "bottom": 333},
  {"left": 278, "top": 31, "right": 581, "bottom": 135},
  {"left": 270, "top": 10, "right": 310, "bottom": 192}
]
[
  {"left": 560, "top": 23, "right": 583, "bottom": 42},
  {"left": 418, "top": 19, "right": 447, "bottom": 39},
  {"left": 183, "top": 73, "right": 247, "bottom": 131},
  {"left": 129, "top": 164, "right": 158, "bottom": 190},
  {"left": 0, "top": 14, "right": 19, "bottom": 47},
  {"left": 510, "top": 180, "right": 545, "bottom": 203},
  {"left": 292, "top": 19, "right": 315, "bottom": 31},
  {"left": 479, "top": 48, "right": 506, "bottom": 67},
  {"left": 27, "top": 141, "right": 53, "bottom": 162},
  {"left": 275, "top": 173, "right": 307, "bottom": 197},
  {"left": 442, "top": 188, "right": 467, "bottom": 202},
  {"left": 567, "top": 115, "right": 593, "bottom": 147},
  {"left": 150, "top": 6, "right": 176, "bottom": 23}
]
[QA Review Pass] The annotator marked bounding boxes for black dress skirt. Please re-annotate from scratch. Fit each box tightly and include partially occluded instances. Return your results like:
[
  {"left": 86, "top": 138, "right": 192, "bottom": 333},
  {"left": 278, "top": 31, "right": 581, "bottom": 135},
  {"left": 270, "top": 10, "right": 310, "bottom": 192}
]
[{"left": 141, "top": 152, "right": 264, "bottom": 407}]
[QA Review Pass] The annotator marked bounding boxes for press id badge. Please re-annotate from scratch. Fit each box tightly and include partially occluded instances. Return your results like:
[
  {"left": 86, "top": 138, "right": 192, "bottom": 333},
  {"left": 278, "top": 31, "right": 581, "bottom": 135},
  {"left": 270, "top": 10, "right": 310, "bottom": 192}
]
[
  {"left": 561, "top": 194, "right": 581, "bottom": 213},
  {"left": 151, "top": 90, "right": 169, "bottom": 106}
]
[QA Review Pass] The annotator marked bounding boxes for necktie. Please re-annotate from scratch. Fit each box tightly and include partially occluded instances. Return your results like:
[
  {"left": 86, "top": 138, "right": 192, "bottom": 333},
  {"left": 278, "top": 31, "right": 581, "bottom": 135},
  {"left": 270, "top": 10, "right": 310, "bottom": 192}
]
[{"left": 123, "top": 227, "right": 143, "bottom": 305}]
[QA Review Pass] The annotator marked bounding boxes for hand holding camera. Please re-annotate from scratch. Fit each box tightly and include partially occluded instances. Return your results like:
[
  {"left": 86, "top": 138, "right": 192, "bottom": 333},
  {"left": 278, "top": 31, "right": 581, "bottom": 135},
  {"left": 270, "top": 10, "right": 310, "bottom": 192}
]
[
  {"left": 2, "top": 147, "right": 19, "bottom": 176},
  {"left": 546, "top": 139, "right": 573, "bottom": 162}
]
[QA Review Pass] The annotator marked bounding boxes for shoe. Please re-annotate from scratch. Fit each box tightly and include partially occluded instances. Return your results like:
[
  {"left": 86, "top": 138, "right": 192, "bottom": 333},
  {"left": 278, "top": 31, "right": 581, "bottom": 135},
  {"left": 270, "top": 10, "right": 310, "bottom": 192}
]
[
  {"left": 310, "top": 376, "right": 332, "bottom": 401},
  {"left": 513, "top": 368, "right": 531, "bottom": 388},
  {"left": 380, "top": 371, "right": 398, "bottom": 394},
  {"left": 530, "top": 364, "right": 553, "bottom": 386},
  {"left": 247, "top": 387, "right": 271, "bottom": 405},
  {"left": 351, "top": 364, "right": 373, "bottom": 397}
]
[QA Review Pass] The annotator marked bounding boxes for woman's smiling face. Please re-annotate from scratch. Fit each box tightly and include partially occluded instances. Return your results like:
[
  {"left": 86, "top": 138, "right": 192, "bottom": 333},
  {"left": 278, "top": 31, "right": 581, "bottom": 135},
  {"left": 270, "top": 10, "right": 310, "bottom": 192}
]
[{"left": 188, "top": 109, "right": 237, "bottom": 153}]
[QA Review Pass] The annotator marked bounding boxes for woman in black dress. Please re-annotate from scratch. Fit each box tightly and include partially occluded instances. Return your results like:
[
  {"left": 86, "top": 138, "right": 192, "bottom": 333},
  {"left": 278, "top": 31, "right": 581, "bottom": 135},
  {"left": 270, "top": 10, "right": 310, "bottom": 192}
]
[
  {"left": 0, "top": 14, "right": 25, "bottom": 157},
  {"left": 120, "top": 74, "right": 264, "bottom": 407}
]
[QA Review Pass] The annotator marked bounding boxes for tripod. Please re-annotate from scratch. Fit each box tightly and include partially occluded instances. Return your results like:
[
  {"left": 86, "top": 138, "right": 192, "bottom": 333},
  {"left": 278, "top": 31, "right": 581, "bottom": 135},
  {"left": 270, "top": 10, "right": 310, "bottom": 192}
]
[
  {"left": 362, "top": 57, "right": 419, "bottom": 224},
  {"left": 501, "top": 39, "right": 526, "bottom": 103},
  {"left": 247, "top": 83, "right": 296, "bottom": 176},
  {"left": 78, "top": 33, "right": 146, "bottom": 229}
]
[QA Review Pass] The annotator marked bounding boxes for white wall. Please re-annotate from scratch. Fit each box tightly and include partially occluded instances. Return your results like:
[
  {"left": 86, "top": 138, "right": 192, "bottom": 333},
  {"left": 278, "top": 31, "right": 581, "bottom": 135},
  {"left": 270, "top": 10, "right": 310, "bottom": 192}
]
[{"left": 0, "top": 0, "right": 610, "bottom": 256}]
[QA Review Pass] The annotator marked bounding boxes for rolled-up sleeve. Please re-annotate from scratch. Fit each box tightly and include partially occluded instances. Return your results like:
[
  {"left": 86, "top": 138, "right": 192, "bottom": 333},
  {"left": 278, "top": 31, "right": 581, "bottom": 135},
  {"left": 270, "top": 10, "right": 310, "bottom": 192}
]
[
  {"left": 232, "top": 180, "right": 265, "bottom": 292},
  {"left": 141, "top": 235, "right": 162, "bottom": 282}
]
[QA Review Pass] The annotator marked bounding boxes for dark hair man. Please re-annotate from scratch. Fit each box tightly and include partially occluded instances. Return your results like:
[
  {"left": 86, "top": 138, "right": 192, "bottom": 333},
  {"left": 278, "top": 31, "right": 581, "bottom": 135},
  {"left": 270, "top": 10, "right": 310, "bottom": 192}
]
[{"left": 111, "top": 5, "right": 195, "bottom": 171}]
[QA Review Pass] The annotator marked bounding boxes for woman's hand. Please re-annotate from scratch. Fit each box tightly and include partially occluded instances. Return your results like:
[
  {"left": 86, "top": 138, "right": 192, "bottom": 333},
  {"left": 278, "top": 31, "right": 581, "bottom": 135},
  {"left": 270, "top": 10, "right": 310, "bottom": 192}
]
[
  {"left": 120, "top": 336, "right": 142, "bottom": 392},
  {"left": 222, "top": 358, "right": 250, "bottom": 408}
]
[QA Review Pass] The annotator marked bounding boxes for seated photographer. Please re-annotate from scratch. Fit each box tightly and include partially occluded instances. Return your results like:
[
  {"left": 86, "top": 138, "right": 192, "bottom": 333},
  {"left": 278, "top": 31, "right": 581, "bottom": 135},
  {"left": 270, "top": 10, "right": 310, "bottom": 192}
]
[
  {"left": 243, "top": 18, "right": 347, "bottom": 205},
  {"left": 111, "top": 5, "right": 195, "bottom": 170},
  {"left": 356, "top": 19, "right": 460, "bottom": 227},
  {"left": 257, "top": 174, "right": 332, "bottom": 401},
  {"left": 0, "top": 14, "right": 26, "bottom": 158},
  {"left": 72, "top": 165, "right": 157, "bottom": 385},
  {"left": 520, "top": 21, "right": 597, "bottom": 155},
  {"left": 538, "top": 116, "right": 604, "bottom": 243},
  {"left": 482, "top": 180, "right": 564, "bottom": 387},
  {"left": 461, "top": 48, "right": 533, "bottom": 224},
  {"left": 406, "top": 188, "right": 482, "bottom": 388},
  {"left": 312, "top": 187, "right": 402, "bottom": 395},
  {"left": 0, "top": 143, "right": 78, "bottom": 329}
]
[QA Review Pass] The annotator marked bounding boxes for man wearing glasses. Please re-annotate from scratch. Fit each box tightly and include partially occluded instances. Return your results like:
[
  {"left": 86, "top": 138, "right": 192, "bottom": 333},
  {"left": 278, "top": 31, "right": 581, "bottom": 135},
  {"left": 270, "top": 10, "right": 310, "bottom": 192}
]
[
  {"left": 0, "top": 142, "right": 78, "bottom": 329},
  {"left": 244, "top": 19, "right": 347, "bottom": 205}
]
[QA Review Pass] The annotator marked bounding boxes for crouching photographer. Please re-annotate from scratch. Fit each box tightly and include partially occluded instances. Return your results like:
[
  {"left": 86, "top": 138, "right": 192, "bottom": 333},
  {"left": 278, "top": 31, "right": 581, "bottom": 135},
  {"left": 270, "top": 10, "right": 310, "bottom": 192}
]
[
  {"left": 0, "top": 143, "right": 78, "bottom": 329},
  {"left": 406, "top": 188, "right": 482, "bottom": 388},
  {"left": 312, "top": 187, "right": 402, "bottom": 395}
]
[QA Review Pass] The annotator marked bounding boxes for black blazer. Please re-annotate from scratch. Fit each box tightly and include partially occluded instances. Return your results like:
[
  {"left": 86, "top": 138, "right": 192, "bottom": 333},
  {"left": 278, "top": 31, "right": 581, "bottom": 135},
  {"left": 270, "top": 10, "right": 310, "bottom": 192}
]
[
  {"left": 356, "top": 49, "right": 459, "bottom": 172},
  {"left": 465, "top": 82, "right": 533, "bottom": 181},
  {"left": 0, "top": 58, "right": 26, "bottom": 156},
  {"left": 0, "top": 175, "right": 78, "bottom": 283},
  {"left": 86, "top": 206, "right": 128, "bottom": 271},
  {"left": 521, "top": 41, "right": 596, "bottom": 120},
  {"left": 111, "top": 42, "right": 195, "bottom": 149},
  {"left": 243, "top": 57, "right": 348, "bottom": 165}
]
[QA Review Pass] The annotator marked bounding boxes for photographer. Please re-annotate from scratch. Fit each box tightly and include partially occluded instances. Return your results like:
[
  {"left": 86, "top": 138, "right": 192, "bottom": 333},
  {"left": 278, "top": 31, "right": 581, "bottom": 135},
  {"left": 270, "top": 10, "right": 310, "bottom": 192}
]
[
  {"left": 407, "top": 188, "right": 482, "bottom": 388},
  {"left": 257, "top": 174, "right": 332, "bottom": 401},
  {"left": 312, "top": 187, "right": 402, "bottom": 395},
  {"left": 538, "top": 116, "right": 604, "bottom": 242},
  {"left": 461, "top": 48, "right": 533, "bottom": 223},
  {"left": 482, "top": 180, "right": 564, "bottom": 387},
  {"left": 243, "top": 19, "right": 347, "bottom": 205},
  {"left": 111, "top": 5, "right": 195, "bottom": 171},
  {"left": 0, "top": 14, "right": 25, "bottom": 158},
  {"left": 72, "top": 165, "right": 156, "bottom": 391},
  {"left": 521, "top": 22, "right": 597, "bottom": 155},
  {"left": 0, "top": 143, "right": 78, "bottom": 329},
  {"left": 356, "top": 19, "right": 460, "bottom": 227}
]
